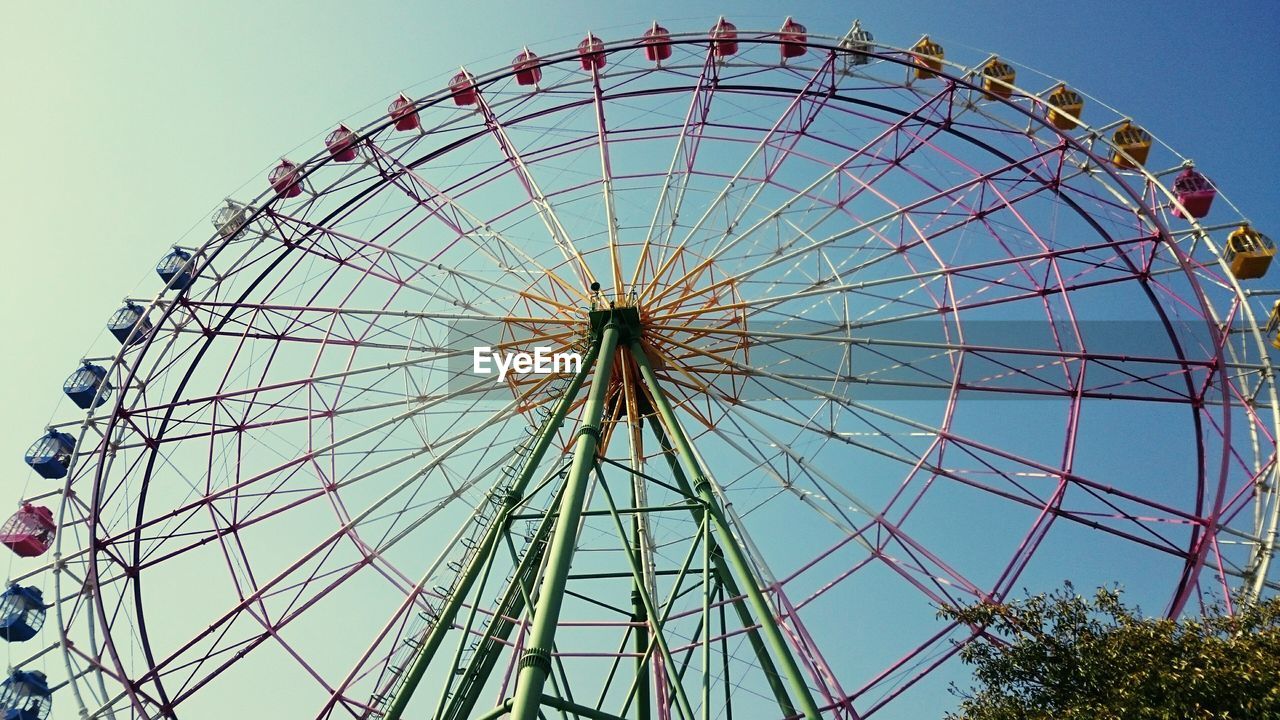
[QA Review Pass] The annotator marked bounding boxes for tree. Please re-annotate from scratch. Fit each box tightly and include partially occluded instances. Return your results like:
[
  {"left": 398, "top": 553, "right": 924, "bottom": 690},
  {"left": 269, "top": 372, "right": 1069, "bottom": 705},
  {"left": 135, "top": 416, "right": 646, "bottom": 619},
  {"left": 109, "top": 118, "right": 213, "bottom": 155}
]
[{"left": 939, "top": 584, "right": 1280, "bottom": 719}]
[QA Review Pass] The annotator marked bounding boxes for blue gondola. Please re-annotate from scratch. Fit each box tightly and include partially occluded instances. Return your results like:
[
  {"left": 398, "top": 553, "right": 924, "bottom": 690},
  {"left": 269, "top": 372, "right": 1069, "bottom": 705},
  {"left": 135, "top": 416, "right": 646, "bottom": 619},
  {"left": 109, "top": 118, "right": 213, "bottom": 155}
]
[
  {"left": 0, "top": 585, "right": 46, "bottom": 643},
  {"left": 23, "top": 431, "right": 74, "bottom": 480},
  {"left": 156, "top": 247, "right": 194, "bottom": 290},
  {"left": 107, "top": 303, "right": 152, "bottom": 346},
  {"left": 0, "top": 670, "right": 51, "bottom": 720},
  {"left": 63, "top": 363, "right": 112, "bottom": 410}
]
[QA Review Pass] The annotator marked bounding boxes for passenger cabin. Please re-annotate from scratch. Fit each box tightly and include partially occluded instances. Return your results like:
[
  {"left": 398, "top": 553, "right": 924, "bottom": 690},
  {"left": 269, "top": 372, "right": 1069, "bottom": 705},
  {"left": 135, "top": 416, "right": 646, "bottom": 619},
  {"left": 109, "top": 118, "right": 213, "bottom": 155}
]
[
  {"left": 268, "top": 160, "right": 303, "bottom": 198},
  {"left": 107, "top": 302, "right": 152, "bottom": 346},
  {"left": 642, "top": 23, "right": 672, "bottom": 63},
  {"left": 1172, "top": 168, "right": 1215, "bottom": 219},
  {"left": 389, "top": 93, "right": 422, "bottom": 128},
  {"left": 1268, "top": 300, "right": 1280, "bottom": 351},
  {"left": 24, "top": 430, "right": 75, "bottom": 480},
  {"left": 578, "top": 34, "right": 606, "bottom": 71},
  {"left": 779, "top": 17, "right": 807, "bottom": 59},
  {"left": 63, "top": 363, "right": 111, "bottom": 410},
  {"left": 1046, "top": 84, "right": 1084, "bottom": 130},
  {"left": 513, "top": 49, "right": 542, "bottom": 86},
  {"left": 325, "top": 125, "right": 358, "bottom": 162},
  {"left": 0, "top": 670, "right": 51, "bottom": 720},
  {"left": 710, "top": 18, "right": 738, "bottom": 57},
  {"left": 981, "top": 58, "right": 1016, "bottom": 100},
  {"left": 839, "top": 20, "right": 873, "bottom": 67},
  {"left": 0, "top": 506, "right": 55, "bottom": 559},
  {"left": 0, "top": 585, "right": 47, "bottom": 643},
  {"left": 1111, "top": 122, "right": 1152, "bottom": 169},
  {"left": 213, "top": 200, "right": 251, "bottom": 239},
  {"left": 911, "top": 36, "right": 944, "bottom": 79},
  {"left": 156, "top": 248, "right": 194, "bottom": 290},
  {"left": 1224, "top": 225, "right": 1274, "bottom": 280},
  {"left": 449, "top": 73, "right": 478, "bottom": 107}
]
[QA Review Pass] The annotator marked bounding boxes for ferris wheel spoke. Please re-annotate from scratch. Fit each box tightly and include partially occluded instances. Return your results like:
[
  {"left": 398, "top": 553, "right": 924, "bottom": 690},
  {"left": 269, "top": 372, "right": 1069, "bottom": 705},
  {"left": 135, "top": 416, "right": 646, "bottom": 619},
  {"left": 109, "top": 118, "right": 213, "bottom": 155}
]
[
  {"left": 362, "top": 141, "right": 588, "bottom": 304},
  {"left": 474, "top": 84, "right": 596, "bottom": 290},
  {"left": 589, "top": 66, "right": 626, "bottom": 297},
  {"left": 723, "top": 385, "right": 1196, "bottom": 575},
  {"left": 646, "top": 52, "right": 842, "bottom": 291},
  {"left": 709, "top": 353, "right": 1209, "bottom": 543},
  {"left": 262, "top": 210, "right": 576, "bottom": 315},
  {"left": 656, "top": 258, "right": 1154, "bottom": 340},
  {"left": 156, "top": 309, "right": 575, "bottom": 368},
  {"left": 113, "top": 331, "right": 550, "bottom": 430},
  {"left": 644, "top": 81, "right": 961, "bottom": 308},
  {"left": 631, "top": 49, "right": 719, "bottom": 292},
  {"left": 648, "top": 140, "right": 1070, "bottom": 315},
  {"left": 95, "top": 374, "right": 507, "bottom": 563},
  {"left": 797, "top": 153, "right": 1090, "bottom": 297},
  {"left": 120, "top": 395, "right": 526, "bottom": 699},
  {"left": 703, "top": 408, "right": 981, "bottom": 608},
  {"left": 155, "top": 299, "right": 575, "bottom": 356}
]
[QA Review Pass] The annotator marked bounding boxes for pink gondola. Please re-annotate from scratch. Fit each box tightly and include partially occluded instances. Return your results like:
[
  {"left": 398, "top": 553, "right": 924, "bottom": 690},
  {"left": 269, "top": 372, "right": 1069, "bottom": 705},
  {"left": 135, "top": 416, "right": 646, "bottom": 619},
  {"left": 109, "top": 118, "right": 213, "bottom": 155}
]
[
  {"left": 0, "top": 505, "right": 55, "bottom": 558},
  {"left": 513, "top": 49, "right": 542, "bottom": 86},
  {"left": 710, "top": 17, "right": 738, "bottom": 57},
  {"left": 1172, "top": 167, "right": 1216, "bottom": 219},
  {"left": 268, "top": 160, "right": 302, "bottom": 198},
  {"left": 779, "top": 17, "right": 807, "bottom": 59},
  {"left": 449, "top": 72, "right": 478, "bottom": 107},
  {"left": 324, "top": 125, "right": 357, "bottom": 162},
  {"left": 388, "top": 93, "right": 421, "bottom": 130},
  {"left": 643, "top": 22, "right": 672, "bottom": 63},
  {"left": 578, "top": 34, "right": 606, "bottom": 71}
]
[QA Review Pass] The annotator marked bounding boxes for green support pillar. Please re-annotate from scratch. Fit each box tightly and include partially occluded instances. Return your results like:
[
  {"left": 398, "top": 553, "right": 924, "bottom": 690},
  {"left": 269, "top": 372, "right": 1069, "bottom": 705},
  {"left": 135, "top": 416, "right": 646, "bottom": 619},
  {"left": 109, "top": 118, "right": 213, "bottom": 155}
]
[
  {"left": 628, "top": 422, "right": 652, "bottom": 720},
  {"left": 647, "top": 420, "right": 795, "bottom": 715},
  {"left": 508, "top": 320, "right": 622, "bottom": 720},
  {"left": 382, "top": 334, "right": 603, "bottom": 720},
  {"left": 629, "top": 339, "right": 822, "bottom": 720}
]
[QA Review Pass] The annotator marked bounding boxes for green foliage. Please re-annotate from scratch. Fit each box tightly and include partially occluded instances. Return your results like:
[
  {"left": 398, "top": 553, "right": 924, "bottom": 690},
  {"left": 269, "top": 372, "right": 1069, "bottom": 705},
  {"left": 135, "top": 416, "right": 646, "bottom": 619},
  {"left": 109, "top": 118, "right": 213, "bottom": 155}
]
[{"left": 939, "top": 584, "right": 1280, "bottom": 719}]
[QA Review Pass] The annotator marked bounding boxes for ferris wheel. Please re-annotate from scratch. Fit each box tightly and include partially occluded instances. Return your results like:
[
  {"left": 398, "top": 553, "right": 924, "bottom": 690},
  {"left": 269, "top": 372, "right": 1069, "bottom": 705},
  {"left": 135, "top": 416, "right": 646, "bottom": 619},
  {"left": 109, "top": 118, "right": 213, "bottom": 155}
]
[{"left": 2, "top": 18, "right": 1277, "bottom": 720}]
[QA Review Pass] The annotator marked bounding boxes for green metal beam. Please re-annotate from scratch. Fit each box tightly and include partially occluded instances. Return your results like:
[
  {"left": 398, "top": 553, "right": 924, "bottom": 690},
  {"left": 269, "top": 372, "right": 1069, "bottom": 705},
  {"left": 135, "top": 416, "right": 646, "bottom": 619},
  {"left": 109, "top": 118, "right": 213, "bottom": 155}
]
[
  {"left": 541, "top": 693, "right": 629, "bottom": 720},
  {"left": 509, "top": 320, "right": 623, "bottom": 720},
  {"left": 381, "top": 334, "right": 603, "bottom": 720},
  {"left": 438, "top": 483, "right": 564, "bottom": 720},
  {"left": 629, "top": 433, "right": 651, "bottom": 720},
  {"left": 647, "top": 420, "right": 796, "bottom": 715},
  {"left": 630, "top": 339, "right": 822, "bottom": 720}
]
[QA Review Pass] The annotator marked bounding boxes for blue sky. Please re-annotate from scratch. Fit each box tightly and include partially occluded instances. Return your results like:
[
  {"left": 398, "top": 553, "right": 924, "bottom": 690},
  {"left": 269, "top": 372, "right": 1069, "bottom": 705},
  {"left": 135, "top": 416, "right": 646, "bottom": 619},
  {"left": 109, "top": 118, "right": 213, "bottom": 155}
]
[{"left": 0, "top": 1, "right": 1276, "bottom": 717}]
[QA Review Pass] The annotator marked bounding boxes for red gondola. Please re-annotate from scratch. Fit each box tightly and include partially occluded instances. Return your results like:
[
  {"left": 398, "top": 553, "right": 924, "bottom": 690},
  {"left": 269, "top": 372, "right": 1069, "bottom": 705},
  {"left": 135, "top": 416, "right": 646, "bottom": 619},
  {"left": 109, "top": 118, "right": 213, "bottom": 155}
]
[
  {"left": 267, "top": 160, "right": 302, "bottom": 198},
  {"left": 642, "top": 22, "right": 672, "bottom": 63},
  {"left": 710, "top": 17, "right": 738, "bottom": 57},
  {"left": 779, "top": 17, "right": 807, "bottom": 59},
  {"left": 0, "top": 505, "right": 55, "bottom": 558},
  {"left": 325, "top": 125, "right": 357, "bottom": 162},
  {"left": 513, "top": 49, "right": 542, "bottom": 86},
  {"left": 449, "top": 72, "right": 478, "bottom": 107},
  {"left": 578, "top": 34, "right": 606, "bottom": 71},
  {"left": 389, "top": 93, "right": 421, "bottom": 129}
]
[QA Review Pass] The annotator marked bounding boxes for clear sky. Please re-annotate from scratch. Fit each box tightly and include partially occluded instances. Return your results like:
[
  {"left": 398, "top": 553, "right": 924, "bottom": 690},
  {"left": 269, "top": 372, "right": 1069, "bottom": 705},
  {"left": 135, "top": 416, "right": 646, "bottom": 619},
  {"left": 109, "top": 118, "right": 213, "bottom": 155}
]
[{"left": 0, "top": 1, "right": 1276, "bottom": 717}]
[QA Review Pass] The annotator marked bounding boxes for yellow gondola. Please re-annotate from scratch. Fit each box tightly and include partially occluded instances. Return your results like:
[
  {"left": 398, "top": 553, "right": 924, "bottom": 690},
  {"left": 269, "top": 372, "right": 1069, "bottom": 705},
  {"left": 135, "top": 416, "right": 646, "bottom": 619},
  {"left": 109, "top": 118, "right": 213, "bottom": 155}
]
[
  {"left": 1267, "top": 300, "right": 1280, "bottom": 351},
  {"left": 912, "top": 36, "right": 944, "bottom": 79},
  {"left": 1046, "top": 84, "right": 1084, "bottom": 130},
  {"left": 1224, "top": 225, "right": 1275, "bottom": 280},
  {"left": 980, "top": 58, "right": 1016, "bottom": 100},
  {"left": 1111, "top": 121, "right": 1152, "bottom": 169}
]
